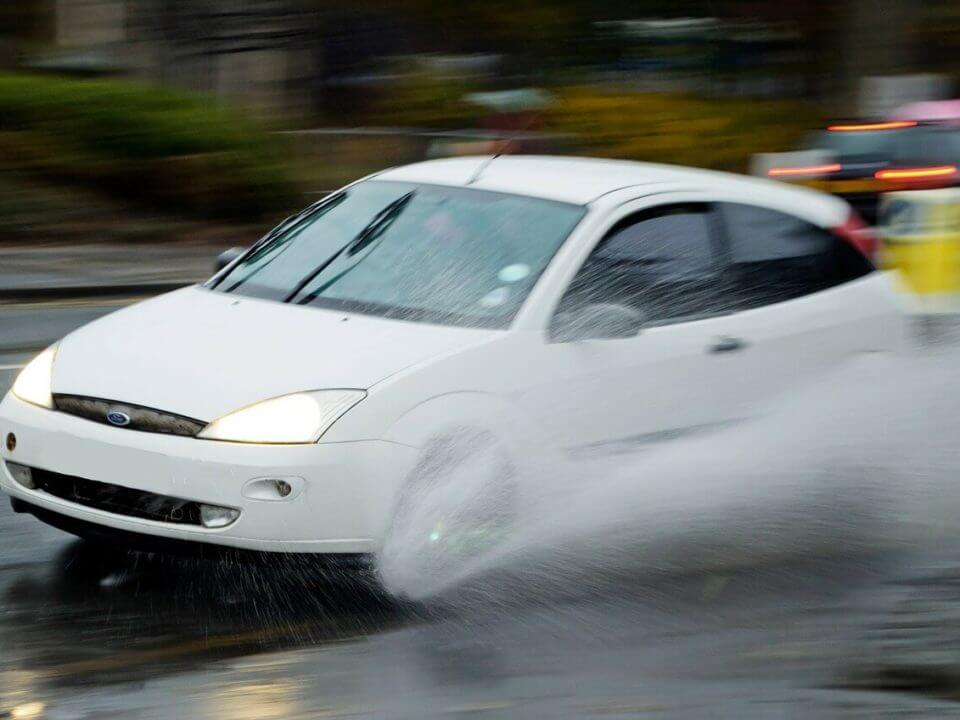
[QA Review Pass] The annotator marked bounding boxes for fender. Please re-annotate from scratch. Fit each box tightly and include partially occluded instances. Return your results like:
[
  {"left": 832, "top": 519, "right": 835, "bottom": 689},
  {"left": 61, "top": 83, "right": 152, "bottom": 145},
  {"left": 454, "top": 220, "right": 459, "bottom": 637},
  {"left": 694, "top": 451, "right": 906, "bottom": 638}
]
[
  {"left": 381, "top": 391, "right": 562, "bottom": 480},
  {"left": 375, "top": 391, "right": 564, "bottom": 549}
]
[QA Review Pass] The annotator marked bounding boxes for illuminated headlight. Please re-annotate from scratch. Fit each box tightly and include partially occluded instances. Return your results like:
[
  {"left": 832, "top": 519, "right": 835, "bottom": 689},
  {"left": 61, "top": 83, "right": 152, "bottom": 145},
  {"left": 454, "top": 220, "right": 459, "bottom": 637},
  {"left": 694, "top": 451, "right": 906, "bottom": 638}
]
[
  {"left": 11, "top": 345, "right": 57, "bottom": 409},
  {"left": 197, "top": 390, "right": 366, "bottom": 444}
]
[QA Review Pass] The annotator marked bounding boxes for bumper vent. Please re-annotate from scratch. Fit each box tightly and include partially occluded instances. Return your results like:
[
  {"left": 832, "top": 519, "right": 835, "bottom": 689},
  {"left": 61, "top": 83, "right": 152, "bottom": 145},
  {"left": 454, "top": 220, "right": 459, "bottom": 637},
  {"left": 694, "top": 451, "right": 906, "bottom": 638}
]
[
  {"left": 53, "top": 394, "right": 206, "bottom": 437},
  {"left": 27, "top": 467, "right": 203, "bottom": 526}
]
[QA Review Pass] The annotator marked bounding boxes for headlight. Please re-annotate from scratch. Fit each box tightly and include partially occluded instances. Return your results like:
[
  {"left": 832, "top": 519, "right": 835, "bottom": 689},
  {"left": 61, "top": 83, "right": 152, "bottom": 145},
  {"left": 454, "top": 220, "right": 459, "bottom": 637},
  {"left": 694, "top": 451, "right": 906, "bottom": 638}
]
[
  {"left": 197, "top": 390, "right": 366, "bottom": 444},
  {"left": 11, "top": 345, "right": 57, "bottom": 409}
]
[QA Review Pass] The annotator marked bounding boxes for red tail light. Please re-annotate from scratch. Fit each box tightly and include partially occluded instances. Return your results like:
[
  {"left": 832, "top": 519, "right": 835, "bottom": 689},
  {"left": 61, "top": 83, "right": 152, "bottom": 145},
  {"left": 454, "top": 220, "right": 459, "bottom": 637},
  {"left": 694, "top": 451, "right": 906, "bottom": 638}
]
[
  {"left": 827, "top": 121, "right": 917, "bottom": 132},
  {"left": 768, "top": 163, "right": 841, "bottom": 178},
  {"left": 875, "top": 165, "right": 957, "bottom": 182},
  {"left": 833, "top": 211, "right": 878, "bottom": 260}
]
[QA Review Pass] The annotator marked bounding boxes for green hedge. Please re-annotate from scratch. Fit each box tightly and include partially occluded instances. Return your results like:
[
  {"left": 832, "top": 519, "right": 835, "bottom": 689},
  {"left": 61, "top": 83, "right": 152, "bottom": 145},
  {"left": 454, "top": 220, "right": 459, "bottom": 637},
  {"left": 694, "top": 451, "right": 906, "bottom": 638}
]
[{"left": 0, "top": 73, "right": 297, "bottom": 220}]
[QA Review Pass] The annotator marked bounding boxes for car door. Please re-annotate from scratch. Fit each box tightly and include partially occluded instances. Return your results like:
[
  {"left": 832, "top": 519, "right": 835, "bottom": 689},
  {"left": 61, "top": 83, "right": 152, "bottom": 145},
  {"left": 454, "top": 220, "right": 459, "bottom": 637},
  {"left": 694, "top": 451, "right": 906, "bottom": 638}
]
[
  {"left": 517, "top": 201, "right": 751, "bottom": 452},
  {"left": 706, "top": 200, "right": 894, "bottom": 417}
]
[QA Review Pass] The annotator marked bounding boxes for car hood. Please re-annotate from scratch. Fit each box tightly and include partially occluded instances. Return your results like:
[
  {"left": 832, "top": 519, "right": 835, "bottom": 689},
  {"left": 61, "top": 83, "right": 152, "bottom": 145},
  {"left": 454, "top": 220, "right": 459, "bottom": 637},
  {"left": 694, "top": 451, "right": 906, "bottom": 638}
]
[{"left": 52, "top": 287, "right": 499, "bottom": 421}]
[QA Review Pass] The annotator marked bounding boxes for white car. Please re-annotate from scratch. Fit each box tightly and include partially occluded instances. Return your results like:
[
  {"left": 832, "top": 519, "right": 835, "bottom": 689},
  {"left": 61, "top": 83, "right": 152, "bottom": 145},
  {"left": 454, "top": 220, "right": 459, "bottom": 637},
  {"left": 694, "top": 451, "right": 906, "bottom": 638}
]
[{"left": 0, "top": 156, "right": 908, "bottom": 563}]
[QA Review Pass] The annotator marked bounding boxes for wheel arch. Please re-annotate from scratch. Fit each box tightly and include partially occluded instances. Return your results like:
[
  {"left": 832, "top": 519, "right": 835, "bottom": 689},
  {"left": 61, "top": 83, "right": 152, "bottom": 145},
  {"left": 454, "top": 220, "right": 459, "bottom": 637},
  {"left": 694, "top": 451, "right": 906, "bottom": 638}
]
[{"left": 381, "top": 391, "right": 559, "bottom": 476}]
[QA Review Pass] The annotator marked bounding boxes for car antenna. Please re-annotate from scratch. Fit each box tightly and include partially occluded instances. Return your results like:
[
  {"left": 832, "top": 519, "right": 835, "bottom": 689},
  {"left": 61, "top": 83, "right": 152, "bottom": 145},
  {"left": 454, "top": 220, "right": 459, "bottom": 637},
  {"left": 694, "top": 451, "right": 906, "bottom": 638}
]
[
  {"left": 466, "top": 153, "right": 499, "bottom": 185},
  {"left": 465, "top": 110, "right": 540, "bottom": 185}
]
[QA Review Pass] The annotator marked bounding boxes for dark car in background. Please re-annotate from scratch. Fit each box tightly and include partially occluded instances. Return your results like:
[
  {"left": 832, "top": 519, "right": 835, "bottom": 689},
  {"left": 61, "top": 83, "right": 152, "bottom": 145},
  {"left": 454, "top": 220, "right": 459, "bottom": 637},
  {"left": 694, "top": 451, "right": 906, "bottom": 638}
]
[{"left": 766, "top": 121, "right": 960, "bottom": 223}]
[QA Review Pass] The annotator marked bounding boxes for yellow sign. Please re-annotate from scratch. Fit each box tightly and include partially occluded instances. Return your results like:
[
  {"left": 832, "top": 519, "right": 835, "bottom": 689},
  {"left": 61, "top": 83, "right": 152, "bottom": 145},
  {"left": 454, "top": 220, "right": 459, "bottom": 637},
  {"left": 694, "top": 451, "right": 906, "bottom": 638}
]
[{"left": 879, "top": 189, "right": 960, "bottom": 296}]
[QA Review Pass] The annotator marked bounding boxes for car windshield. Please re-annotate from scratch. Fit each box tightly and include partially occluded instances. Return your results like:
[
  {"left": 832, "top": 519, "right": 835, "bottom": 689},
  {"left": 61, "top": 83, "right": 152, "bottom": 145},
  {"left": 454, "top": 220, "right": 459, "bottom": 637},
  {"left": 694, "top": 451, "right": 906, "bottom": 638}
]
[{"left": 210, "top": 181, "right": 585, "bottom": 328}]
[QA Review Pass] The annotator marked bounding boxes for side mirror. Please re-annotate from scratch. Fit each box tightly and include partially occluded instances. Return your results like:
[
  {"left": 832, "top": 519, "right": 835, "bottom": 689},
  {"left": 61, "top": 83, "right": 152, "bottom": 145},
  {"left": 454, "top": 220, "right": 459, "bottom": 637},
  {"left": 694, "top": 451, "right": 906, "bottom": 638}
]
[
  {"left": 215, "top": 246, "right": 246, "bottom": 272},
  {"left": 551, "top": 303, "right": 645, "bottom": 343}
]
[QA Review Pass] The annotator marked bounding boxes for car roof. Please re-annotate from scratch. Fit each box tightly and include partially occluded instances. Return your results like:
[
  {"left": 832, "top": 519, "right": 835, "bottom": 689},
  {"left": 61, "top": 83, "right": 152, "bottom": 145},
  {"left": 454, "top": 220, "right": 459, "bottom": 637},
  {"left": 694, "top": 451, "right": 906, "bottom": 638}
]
[{"left": 374, "top": 155, "right": 841, "bottom": 213}]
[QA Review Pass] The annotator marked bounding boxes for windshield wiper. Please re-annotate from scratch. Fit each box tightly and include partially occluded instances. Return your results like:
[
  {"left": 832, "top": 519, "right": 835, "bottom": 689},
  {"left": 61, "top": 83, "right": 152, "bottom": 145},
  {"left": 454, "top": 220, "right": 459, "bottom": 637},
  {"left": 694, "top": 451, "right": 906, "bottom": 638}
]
[
  {"left": 283, "top": 191, "right": 415, "bottom": 304},
  {"left": 346, "top": 191, "right": 417, "bottom": 257},
  {"left": 212, "top": 192, "right": 348, "bottom": 292}
]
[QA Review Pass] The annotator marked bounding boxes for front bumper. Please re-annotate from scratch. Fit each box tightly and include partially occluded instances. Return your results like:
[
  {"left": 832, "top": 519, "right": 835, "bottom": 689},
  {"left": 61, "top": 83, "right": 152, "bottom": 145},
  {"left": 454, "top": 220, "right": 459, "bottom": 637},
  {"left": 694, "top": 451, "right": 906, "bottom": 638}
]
[{"left": 0, "top": 393, "right": 417, "bottom": 554}]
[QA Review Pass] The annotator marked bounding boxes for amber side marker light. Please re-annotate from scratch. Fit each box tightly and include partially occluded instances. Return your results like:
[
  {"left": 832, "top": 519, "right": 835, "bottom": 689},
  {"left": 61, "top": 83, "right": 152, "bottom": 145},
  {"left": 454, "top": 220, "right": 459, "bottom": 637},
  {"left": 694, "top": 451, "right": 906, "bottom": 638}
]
[
  {"left": 827, "top": 121, "right": 918, "bottom": 132},
  {"left": 875, "top": 165, "right": 958, "bottom": 181},
  {"left": 768, "top": 163, "right": 842, "bottom": 178}
]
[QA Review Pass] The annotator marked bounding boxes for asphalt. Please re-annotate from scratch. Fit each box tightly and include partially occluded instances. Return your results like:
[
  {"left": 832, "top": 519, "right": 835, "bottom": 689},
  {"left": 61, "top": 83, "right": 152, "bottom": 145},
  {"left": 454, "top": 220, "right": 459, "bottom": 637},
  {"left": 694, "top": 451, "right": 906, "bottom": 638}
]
[
  {"left": 1, "top": 499, "right": 956, "bottom": 719},
  {"left": 2, "top": 298, "right": 960, "bottom": 718}
]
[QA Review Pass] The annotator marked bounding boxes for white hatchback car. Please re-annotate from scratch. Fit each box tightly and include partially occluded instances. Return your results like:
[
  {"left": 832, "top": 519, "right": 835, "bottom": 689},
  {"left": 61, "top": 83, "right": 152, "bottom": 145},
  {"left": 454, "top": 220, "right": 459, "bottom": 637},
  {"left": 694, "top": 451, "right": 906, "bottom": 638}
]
[{"left": 1, "top": 156, "right": 908, "bottom": 562}]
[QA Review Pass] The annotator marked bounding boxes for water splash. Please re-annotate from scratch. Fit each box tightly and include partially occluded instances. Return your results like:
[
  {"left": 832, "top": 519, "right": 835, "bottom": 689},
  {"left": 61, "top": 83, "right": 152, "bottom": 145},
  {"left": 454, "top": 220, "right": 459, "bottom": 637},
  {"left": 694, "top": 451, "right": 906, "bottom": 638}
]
[{"left": 379, "top": 345, "right": 960, "bottom": 602}]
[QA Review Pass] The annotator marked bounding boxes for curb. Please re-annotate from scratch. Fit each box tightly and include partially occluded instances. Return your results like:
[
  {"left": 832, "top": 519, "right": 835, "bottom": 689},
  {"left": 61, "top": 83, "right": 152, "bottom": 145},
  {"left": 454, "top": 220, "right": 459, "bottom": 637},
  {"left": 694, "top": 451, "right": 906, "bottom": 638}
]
[{"left": 0, "top": 282, "right": 193, "bottom": 302}]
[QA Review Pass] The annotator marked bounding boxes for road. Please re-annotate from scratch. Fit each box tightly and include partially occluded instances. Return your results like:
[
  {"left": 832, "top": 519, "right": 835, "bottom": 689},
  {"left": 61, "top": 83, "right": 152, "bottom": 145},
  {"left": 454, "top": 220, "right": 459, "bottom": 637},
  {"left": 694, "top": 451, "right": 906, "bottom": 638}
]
[{"left": 1, "top": 300, "right": 960, "bottom": 718}]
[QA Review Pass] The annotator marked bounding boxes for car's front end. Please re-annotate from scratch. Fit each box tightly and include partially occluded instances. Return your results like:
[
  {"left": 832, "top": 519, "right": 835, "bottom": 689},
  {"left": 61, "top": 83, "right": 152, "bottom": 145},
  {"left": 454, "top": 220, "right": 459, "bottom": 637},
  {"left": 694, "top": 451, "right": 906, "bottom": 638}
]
[
  {"left": 0, "top": 174, "right": 585, "bottom": 557},
  {"left": 1, "top": 390, "right": 414, "bottom": 556},
  {"left": 0, "top": 311, "right": 428, "bottom": 555},
  {"left": 0, "top": 284, "right": 506, "bottom": 556}
]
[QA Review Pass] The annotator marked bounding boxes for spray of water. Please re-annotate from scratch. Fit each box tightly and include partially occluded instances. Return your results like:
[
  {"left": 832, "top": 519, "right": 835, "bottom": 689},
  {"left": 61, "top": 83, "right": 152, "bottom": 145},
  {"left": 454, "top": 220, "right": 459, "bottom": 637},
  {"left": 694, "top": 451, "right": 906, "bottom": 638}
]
[{"left": 379, "top": 343, "right": 960, "bottom": 602}]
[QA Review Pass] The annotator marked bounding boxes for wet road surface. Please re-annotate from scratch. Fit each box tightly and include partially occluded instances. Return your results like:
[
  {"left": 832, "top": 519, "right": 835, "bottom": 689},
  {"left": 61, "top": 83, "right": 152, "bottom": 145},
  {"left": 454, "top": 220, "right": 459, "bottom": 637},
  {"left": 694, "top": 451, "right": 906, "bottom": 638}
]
[
  {"left": 2, "top": 531, "right": 958, "bottom": 718},
  {"left": 2, "top": 303, "right": 960, "bottom": 718}
]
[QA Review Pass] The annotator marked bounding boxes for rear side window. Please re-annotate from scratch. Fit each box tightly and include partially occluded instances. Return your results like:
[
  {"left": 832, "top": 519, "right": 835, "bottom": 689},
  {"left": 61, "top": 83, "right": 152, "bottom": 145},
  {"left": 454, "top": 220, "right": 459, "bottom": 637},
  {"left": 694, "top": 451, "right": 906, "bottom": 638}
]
[
  {"left": 720, "top": 203, "right": 872, "bottom": 310},
  {"left": 558, "top": 204, "right": 725, "bottom": 323},
  {"left": 906, "top": 127, "right": 960, "bottom": 167}
]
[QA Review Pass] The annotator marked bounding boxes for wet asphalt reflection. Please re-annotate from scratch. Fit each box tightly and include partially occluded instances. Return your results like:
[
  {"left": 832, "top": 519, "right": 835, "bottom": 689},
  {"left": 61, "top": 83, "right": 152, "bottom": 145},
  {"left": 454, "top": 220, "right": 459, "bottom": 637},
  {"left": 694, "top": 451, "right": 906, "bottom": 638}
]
[
  {"left": 2, "top": 305, "right": 960, "bottom": 717},
  {"left": 0, "top": 526, "right": 951, "bottom": 719}
]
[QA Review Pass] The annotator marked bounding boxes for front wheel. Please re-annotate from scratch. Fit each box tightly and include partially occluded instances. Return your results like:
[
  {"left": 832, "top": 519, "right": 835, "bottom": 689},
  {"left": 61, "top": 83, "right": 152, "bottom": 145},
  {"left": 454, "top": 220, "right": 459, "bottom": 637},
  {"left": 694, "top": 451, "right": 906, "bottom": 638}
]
[{"left": 378, "top": 431, "right": 518, "bottom": 598}]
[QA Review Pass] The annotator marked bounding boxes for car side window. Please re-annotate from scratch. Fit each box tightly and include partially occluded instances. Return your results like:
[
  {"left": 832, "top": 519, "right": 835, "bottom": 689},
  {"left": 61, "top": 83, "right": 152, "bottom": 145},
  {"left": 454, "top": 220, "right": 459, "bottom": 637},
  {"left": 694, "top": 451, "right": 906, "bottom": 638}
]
[
  {"left": 556, "top": 204, "right": 724, "bottom": 326},
  {"left": 719, "top": 203, "right": 872, "bottom": 310}
]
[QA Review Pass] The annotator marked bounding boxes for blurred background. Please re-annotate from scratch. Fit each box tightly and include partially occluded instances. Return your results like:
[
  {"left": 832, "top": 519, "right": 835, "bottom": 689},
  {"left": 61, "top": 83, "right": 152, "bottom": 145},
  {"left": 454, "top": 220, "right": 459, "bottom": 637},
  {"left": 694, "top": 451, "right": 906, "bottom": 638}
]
[
  {"left": 4, "top": 1, "right": 960, "bottom": 304},
  {"left": 1, "top": 0, "right": 959, "bottom": 247}
]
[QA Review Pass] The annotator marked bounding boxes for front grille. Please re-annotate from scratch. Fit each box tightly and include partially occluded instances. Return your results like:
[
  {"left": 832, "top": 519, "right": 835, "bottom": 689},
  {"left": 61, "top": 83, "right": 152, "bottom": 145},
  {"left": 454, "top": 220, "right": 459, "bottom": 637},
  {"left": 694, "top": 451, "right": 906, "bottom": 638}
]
[
  {"left": 53, "top": 394, "right": 206, "bottom": 437},
  {"left": 26, "top": 467, "right": 203, "bottom": 526}
]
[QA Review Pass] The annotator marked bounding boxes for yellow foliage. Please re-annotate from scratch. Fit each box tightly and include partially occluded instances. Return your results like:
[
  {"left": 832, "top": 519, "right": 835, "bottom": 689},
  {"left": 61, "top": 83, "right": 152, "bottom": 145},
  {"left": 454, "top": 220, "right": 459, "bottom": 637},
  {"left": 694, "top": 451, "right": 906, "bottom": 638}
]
[{"left": 546, "top": 87, "right": 820, "bottom": 172}]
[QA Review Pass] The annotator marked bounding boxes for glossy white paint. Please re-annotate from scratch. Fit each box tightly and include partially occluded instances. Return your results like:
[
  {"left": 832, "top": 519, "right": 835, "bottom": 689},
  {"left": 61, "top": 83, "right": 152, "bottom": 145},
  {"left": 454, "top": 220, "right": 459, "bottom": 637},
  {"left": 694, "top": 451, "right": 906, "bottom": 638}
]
[
  {"left": 0, "top": 156, "right": 909, "bottom": 554},
  {"left": 51, "top": 287, "right": 500, "bottom": 423},
  {"left": 0, "top": 396, "right": 415, "bottom": 552},
  {"left": 376, "top": 156, "right": 851, "bottom": 219}
]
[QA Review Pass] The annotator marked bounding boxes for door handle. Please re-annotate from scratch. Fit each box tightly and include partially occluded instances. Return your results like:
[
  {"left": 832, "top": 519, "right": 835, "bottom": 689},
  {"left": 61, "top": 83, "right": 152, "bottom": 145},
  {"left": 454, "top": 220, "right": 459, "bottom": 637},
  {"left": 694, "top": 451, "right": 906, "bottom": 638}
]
[{"left": 709, "top": 336, "right": 748, "bottom": 354}]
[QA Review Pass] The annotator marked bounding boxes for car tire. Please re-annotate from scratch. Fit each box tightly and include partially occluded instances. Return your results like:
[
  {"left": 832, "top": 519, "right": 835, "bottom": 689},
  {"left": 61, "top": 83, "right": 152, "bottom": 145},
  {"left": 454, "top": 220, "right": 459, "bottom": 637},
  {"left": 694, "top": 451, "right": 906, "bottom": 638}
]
[{"left": 378, "top": 429, "right": 518, "bottom": 597}]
